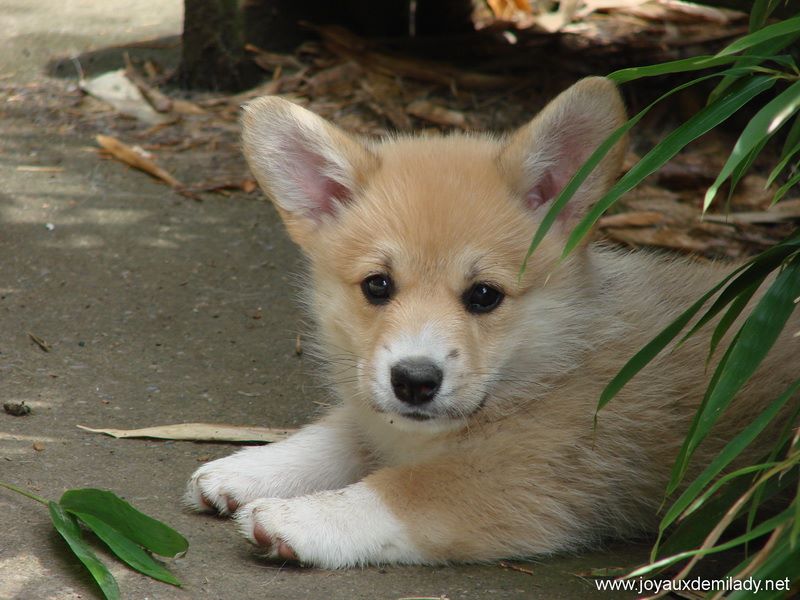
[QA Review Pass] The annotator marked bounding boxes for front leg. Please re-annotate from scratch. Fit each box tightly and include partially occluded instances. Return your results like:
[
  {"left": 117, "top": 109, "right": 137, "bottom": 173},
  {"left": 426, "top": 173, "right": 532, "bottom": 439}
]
[
  {"left": 185, "top": 407, "right": 366, "bottom": 515},
  {"left": 235, "top": 451, "right": 608, "bottom": 568},
  {"left": 235, "top": 481, "right": 423, "bottom": 567}
]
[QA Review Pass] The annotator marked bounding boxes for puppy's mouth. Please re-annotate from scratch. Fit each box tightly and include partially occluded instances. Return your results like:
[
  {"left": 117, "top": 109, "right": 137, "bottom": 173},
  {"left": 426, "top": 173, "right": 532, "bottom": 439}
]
[
  {"left": 389, "top": 393, "right": 489, "bottom": 423},
  {"left": 397, "top": 411, "right": 434, "bottom": 421}
]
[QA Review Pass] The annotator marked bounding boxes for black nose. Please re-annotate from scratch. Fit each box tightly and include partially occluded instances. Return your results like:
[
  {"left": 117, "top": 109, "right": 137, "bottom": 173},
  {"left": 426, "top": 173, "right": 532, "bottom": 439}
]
[{"left": 390, "top": 359, "right": 443, "bottom": 406}]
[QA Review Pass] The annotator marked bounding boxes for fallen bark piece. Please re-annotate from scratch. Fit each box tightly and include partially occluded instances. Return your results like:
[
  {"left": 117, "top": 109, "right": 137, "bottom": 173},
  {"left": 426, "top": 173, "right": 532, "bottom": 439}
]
[
  {"left": 604, "top": 226, "right": 710, "bottom": 253},
  {"left": 406, "top": 100, "right": 468, "bottom": 129},
  {"left": 598, "top": 211, "right": 668, "bottom": 228},
  {"left": 77, "top": 423, "right": 297, "bottom": 443},
  {"left": 28, "top": 332, "right": 52, "bottom": 352},
  {"left": 124, "top": 65, "right": 173, "bottom": 113},
  {"left": 96, "top": 135, "right": 183, "bottom": 189}
]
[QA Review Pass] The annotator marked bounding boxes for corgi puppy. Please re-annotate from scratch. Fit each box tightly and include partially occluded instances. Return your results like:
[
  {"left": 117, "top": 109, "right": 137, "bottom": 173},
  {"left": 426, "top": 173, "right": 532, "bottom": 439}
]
[{"left": 185, "top": 77, "right": 798, "bottom": 568}]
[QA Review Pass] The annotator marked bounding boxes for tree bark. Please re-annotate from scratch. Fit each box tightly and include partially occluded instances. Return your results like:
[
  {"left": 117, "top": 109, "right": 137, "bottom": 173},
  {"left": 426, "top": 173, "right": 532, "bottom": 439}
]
[{"left": 177, "top": 0, "right": 257, "bottom": 91}]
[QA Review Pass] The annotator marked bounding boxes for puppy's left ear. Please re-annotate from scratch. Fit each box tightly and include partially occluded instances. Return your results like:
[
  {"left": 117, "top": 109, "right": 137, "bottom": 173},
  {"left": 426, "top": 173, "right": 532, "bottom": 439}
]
[
  {"left": 499, "top": 77, "right": 627, "bottom": 227},
  {"left": 242, "top": 97, "right": 379, "bottom": 248}
]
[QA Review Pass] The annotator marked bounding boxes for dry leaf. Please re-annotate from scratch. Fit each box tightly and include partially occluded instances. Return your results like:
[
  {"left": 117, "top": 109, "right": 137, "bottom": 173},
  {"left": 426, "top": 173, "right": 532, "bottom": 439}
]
[
  {"left": 77, "top": 423, "right": 297, "bottom": 443},
  {"left": 604, "top": 226, "right": 710, "bottom": 253},
  {"left": 314, "top": 25, "right": 516, "bottom": 90},
  {"left": 306, "top": 61, "right": 363, "bottom": 96},
  {"left": 406, "top": 100, "right": 467, "bottom": 128},
  {"left": 171, "top": 98, "right": 206, "bottom": 115},
  {"left": 124, "top": 60, "right": 173, "bottom": 113},
  {"left": 80, "top": 69, "right": 170, "bottom": 125},
  {"left": 16, "top": 166, "right": 64, "bottom": 173},
  {"left": 96, "top": 134, "right": 183, "bottom": 189},
  {"left": 245, "top": 44, "right": 304, "bottom": 71},
  {"left": 599, "top": 211, "right": 668, "bottom": 228},
  {"left": 28, "top": 332, "right": 52, "bottom": 352}
]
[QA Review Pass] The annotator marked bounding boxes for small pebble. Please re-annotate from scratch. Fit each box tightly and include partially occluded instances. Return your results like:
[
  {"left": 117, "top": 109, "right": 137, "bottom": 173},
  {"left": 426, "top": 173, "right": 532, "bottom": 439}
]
[{"left": 3, "top": 401, "right": 31, "bottom": 416}]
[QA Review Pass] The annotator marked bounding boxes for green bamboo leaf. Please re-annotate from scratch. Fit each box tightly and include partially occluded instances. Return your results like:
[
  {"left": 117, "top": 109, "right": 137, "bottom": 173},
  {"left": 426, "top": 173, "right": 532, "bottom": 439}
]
[
  {"left": 677, "top": 244, "right": 792, "bottom": 347},
  {"left": 704, "top": 79, "right": 800, "bottom": 211},
  {"left": 781, "top": 112, "right": 800, "bottom": 157},
  {"left": 659, "top": 379, "right": 799, "bottom": 538},
  {"left": 677, "top": 234, "right": 800, "bottom": 348},
  {"left": 607, "top": 236, "right": 800, "bottom": 411},
  {"left": 671, "top": 255, "right": 800, "bottom": 487},
  {"left": 59, "top": 489, "right": 188, "bottom": 557},
  {"left": 629, "top": 507, "right": 792, "bottom": 579},
  {"left": 749, "top": 0, "right": 777, "bottom": 32},
  {"left": 608, "top": 55, "right": 738, "bottom": 84},
  {"left": 596, "top": 263, "right": 748, "bottom": 412},
  {"left": 523, "top": 69, "right": 760, "bottom": 268},
  {"left": 727, "top": 532, "right": 800, "bottom": 600},
  {"left": 746, "top": 402, "right": 800, "bottom": 545},
  {"left": 766, "top": 135, "right": 800, "bottom": 187},
  {"left": 656, "top": 469, "right": 792, "bottom": 560},
  {"left": 656, "top": 476, "right": 749, "bottom": 560},
  {"left": 708, "top": 37, "right": 798, "bottom": 104},
  {"left": 772, "top": 168, "right": 800, "bottom": 205},
  {"left": 716, "top": 16, "right": 800, "bottom": 57},
  {"left": 706, "top": 281, "right": 760, "bottom": 362},
  {"left": 49, "top": 502, "right": 120, "bottom": 600},
  {"left": 70, "top": 511, "right": 181, "bottom": 586},
  {"left": 728, "top": 136, "right": 770, "bottom": 203},
  {"left": 669, "top": 329, "right": 741, "bottom": 491},
  {"left": 564, "top": 76, "right": 776, "bottom": 258},
  {"left": 792, "top": 477, "right": 800, "bottom": 549}
]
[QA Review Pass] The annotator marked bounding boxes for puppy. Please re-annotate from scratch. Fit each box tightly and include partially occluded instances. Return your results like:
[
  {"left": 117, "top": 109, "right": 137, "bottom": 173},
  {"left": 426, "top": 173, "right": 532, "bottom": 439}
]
[{"left": 185, "top": 77, "right": 798, "bottom": 568}]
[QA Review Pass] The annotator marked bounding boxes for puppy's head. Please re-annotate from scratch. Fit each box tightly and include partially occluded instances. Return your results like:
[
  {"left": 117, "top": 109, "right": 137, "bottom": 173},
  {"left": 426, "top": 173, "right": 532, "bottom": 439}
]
[{"left": 243, "top": 78, "right": 627, "bottom": 432}]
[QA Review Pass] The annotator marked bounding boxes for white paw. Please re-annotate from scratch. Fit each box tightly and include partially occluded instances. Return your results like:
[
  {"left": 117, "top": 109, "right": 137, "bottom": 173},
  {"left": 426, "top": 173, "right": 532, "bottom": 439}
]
[
  {"left": 185, "top": 450, "right": 272, "bottom": 515},
  {"left": 185, "top": 419, "right": 368, "bottom": 515},
  {"left": 235, "top": 482, "right": 424, "bottom": 568}
]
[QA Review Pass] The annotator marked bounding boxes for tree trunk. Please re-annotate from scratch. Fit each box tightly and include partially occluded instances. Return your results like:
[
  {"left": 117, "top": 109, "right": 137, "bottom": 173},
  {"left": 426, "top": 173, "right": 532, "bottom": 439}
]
[
  {"left": 177, "top": 0, "right": 257, "bottom": 91},
  {"left": 177, "top": 0, "right": 474, "bottom": 91}
]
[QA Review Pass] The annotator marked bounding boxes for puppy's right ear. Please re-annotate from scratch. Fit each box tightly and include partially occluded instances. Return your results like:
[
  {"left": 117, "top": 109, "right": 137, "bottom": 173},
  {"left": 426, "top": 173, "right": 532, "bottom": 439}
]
[{"left": 242, "top": 97, "right": 379, "bottom": 248}]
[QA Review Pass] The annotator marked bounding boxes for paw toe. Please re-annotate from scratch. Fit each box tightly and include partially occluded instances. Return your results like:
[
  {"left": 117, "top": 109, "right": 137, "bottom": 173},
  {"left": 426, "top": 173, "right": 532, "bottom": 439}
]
[
  {"left": 253, "top": 522, "right": 273, "bottom": 549},
  {"left": 277, "top": 540, "right": 298, "bottom": 561}
]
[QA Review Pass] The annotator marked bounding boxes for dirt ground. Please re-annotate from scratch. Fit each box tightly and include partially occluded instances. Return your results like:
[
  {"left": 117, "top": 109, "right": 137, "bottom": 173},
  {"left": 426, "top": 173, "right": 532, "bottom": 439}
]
[{"left": 0, "top": 1, "right": 744, "bottom": 599}]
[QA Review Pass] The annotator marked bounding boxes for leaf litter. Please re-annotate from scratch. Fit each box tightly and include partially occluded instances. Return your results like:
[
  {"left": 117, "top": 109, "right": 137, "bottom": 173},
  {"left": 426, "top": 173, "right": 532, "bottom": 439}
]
[{"left": 2, "top": 1, "right": 792, "bottom": 262}]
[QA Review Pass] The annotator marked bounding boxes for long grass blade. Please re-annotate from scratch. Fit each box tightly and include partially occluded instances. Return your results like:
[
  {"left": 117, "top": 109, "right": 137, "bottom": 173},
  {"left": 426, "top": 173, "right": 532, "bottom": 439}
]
[
  {"left": 563, "top": 76, "right": 776, "bottom": 258},
  {"left": 716, "top": 16, "right": 800, "bottom": 57},
  {"left": 704, "top": 79, "right": 800, "bottom": 211},
  {"left": 522, "top": 68, "right": 764, "bottom": 269},
  {"left": 658, "top": 378, "right": 799, "bottom": 539},
  {"left": 597, "top": 263, "right": 748, "bottom": 412},
  {"left": 670, "top": 255, "right": 800, "bottom": 489}
]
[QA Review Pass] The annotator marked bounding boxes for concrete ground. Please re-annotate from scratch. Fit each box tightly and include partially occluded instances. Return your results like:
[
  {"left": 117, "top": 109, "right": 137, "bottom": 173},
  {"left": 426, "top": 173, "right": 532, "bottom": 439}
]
[{"left": 0, "top": 2, "right": 647, "bottom": 598}]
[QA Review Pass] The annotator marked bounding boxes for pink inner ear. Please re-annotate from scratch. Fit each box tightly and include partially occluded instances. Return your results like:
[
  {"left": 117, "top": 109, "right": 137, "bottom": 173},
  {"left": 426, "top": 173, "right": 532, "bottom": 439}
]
[
  {"left": 524, "top": 126, "right": 587, "bottom": 219},
  {"left": 286, "top": 139, "right": 352, "bottom": 220},
  {"left": 525, "top": 170, "right": 568, "bottom": 214}
]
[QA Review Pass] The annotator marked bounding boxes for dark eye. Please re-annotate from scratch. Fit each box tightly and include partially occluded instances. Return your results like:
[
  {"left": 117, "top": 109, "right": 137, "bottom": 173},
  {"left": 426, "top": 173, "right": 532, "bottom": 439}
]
[
  {"left": 361, "top": 274, "right": 394, "bottom": 305},
  {"left": 463, "top": 283, "right": 504, "bottom": 314}
]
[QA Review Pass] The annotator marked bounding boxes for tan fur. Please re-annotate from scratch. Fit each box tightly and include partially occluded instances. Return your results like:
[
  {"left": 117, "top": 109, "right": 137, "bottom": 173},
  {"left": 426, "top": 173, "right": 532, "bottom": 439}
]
[{"left": 241, "top": 77, "right": 800, "bottom": 562}]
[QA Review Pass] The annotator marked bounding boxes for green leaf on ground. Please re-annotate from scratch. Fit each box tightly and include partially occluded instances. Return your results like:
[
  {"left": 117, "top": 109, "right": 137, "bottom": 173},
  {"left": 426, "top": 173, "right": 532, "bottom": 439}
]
[
  {"left": 59, "top": 489, "right": 188, "bottom": 557},
  {"left": 71, "top": 511, "right": 182, "bottom": 586},
  {"left": 48, "top": 501, "right": 120, "bottom": 600}
]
